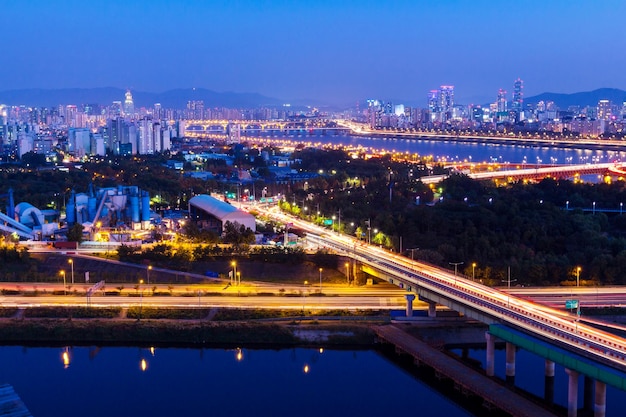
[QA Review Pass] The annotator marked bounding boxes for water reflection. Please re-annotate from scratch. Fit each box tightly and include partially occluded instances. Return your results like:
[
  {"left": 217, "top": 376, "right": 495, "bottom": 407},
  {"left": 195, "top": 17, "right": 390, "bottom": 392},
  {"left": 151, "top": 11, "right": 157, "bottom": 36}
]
[{"left": 2, "top": 346, "right": 473, "bottom": 417}]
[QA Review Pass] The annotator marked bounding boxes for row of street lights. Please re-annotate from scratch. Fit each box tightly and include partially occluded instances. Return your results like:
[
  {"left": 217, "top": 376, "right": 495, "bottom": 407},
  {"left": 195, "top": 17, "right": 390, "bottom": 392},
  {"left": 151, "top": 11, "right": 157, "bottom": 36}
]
[{"left": 456, "top": 261, "right": 583, "bottom": 287}]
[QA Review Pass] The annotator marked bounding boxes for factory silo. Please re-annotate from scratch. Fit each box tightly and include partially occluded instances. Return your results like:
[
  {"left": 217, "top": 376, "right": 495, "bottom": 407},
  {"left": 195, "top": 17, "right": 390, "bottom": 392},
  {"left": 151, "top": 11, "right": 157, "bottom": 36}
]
[
  {"left": 66, "top": 190, "right": 76, "bottom": 224},
  {"left": 141, "top": 190, "right": 150, "bottom": 222},
  {"left": 130, "top": 193, "right": 140, "bottom": 223}
]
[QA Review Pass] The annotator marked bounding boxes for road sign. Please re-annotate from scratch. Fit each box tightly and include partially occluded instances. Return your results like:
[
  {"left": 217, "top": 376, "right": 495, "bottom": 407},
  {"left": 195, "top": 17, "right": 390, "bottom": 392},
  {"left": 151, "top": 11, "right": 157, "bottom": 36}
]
[
  {"left": 565, "top": 299, "right": 579, "bottom": 309},
  {"left": 323, "top": 219, "right": 333, "bottom": 226}
]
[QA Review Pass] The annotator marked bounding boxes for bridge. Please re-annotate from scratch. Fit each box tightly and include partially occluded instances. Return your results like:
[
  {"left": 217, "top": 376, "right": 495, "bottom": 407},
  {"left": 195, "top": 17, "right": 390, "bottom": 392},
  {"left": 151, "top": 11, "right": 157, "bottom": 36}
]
[
  {"left": 336, "top": 119, "right": 626, "bottom": 151},
  {"left": 260, "top": 206, "right": 626, "bottom": 417},
  {"left": 420, "top": 162, "right": 619, "bottom": 185}
]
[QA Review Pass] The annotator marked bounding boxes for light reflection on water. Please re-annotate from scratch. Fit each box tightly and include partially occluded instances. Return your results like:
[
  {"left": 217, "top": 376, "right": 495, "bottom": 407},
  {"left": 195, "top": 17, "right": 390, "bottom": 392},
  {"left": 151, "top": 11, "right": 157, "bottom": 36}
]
[
  {"left": 0, "top": 345, "right": 474, "bottom": 417},
  {"left": 243, "top": 131, "right": 626, "bottom": 165}
]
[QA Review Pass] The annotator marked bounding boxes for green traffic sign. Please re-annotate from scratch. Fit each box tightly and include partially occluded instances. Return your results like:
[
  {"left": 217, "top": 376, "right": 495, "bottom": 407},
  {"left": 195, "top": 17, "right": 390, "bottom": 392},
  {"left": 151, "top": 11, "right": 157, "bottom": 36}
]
[{"left": 565, "top": 299, "right": 579, "bottom": 309}]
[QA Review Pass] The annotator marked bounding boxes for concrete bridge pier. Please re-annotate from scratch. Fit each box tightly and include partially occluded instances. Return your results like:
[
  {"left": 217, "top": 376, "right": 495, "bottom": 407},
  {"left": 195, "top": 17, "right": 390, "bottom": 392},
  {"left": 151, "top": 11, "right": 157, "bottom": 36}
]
[
  {"left": 505, "top": 342, "right": 516, "bottom": 384},
  {"left": 584, "top": 376, "right": 594, "bottom": 413},
  {"left": 565, "top": 368, "right": 580, "bottom": 417},
  {"left": 405, "top": 294, "right": 416, "bottom": 317},
  {"left": 427, "top": 301, "right": 437, "bottom": 318},
  {"left": 485, "top": 332, "right": 495, "bottom": 377},
  {"left": 594, "top": 380, "right": 607, "bottom": 417},
  {"left": 544, "top": 360, "right": 555, "bottom": 404}
]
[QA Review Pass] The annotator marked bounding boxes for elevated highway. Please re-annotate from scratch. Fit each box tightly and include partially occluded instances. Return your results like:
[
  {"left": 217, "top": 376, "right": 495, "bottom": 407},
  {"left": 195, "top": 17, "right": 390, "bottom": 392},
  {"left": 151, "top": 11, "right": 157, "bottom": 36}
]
[
  {"left": 256, "top": 205, "right": 626, "bottom": 415},
  {"left": 281, "top": 213, "right": 626, "bottom": 371}
]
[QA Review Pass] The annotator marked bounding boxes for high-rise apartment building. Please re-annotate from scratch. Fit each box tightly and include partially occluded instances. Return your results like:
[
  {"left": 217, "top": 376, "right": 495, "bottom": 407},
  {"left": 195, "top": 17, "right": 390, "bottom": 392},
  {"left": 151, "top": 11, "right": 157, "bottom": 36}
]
[
  {"left": 597, "top": 100, "right": 612, "bottom": 120},
  {"left": 439, "top": 85, "right": 454, "bottom": 116},
  {"left": 496, "top": 89, "right": 507, "bottom": 113},
  {"left": 123, "top": 90, "right": 135, "bottom": 117},
  {"left": 512, "top": 79, "right": 523, "bottom": 120},
  {"left": 427, "top": 86, "right": 454, "bottom": 123},
  {"left": 187, "top": 101, "right": 205, "bottom": 120}
]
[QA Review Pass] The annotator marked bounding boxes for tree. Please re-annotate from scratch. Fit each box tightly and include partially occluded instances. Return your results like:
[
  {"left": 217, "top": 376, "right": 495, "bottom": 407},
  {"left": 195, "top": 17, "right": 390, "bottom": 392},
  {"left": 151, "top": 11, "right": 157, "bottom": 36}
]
[
  {"left": 66, "top": 223, "right": 84, "bottom": 242},
  {"left": 222, "top": 221, "right": 255, "bottom": 245}
]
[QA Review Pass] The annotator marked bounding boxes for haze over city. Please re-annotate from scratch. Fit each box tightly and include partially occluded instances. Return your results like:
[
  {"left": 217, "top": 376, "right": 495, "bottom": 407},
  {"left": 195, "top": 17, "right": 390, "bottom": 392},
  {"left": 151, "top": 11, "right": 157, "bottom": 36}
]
[{"left": 2, "top": 0, "right": 626, "bottom": 105}]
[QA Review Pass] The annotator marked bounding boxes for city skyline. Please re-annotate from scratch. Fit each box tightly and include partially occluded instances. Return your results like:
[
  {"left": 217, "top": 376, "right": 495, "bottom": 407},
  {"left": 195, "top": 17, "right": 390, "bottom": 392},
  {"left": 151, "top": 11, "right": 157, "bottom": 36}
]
[{"left": 1, "top": 0, "right": 626, "bottom": 106}]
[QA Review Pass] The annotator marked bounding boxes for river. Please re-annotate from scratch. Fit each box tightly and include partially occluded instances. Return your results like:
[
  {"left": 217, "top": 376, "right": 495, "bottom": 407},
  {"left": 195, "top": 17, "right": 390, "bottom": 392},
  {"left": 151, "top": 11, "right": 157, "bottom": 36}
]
[
  {"left": 244, "top": 130, "right": 626, "bottom": 165},
  {"left": 0, "top": 345, "right": 473, "bottom": 417}
]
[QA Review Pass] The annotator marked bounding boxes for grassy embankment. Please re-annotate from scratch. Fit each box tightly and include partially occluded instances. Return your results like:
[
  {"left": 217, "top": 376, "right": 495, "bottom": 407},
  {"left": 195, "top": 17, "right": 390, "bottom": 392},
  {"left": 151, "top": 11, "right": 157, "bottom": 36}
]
[{"left": 0, "top": 306, "right": 387, "bottom": 346}]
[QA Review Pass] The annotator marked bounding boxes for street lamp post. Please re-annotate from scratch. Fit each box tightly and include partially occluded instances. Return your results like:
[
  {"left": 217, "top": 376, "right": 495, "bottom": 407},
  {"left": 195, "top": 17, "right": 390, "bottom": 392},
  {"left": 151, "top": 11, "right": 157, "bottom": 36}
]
[
  {"left": 576, "top": 266, "right": 581, "bottom": 287},
  {"left": 147, "top": 265, "right": 152, "bottom": 285},
  {"left": 319, "top": 268, "right": 323, "bottom": 294},
  {"left": 60, "top": 270, "right": 66, "bottom": 295},
  {"left": 139, "top": 279, "right": 144, "bottom": 320},
  {"left": 68, "top": 259, "right": 74, "bottom": 285},
  {"left": 302, "top": 281, "right": 308, "bottom": 314},
  {"left": 231, "top": 261, "right": 237, "bottom": 286},
  {"left": 449, "top": 261, "right": 464, "bottom": 284},
  {"left": 472, "top": 262, "right": 476, "bottom": 281}
]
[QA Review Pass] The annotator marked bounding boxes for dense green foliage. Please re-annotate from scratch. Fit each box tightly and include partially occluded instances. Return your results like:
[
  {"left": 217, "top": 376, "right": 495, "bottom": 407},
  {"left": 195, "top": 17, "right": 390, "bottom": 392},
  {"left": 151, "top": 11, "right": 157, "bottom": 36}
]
[
  {"left": 23, "top": 307, "right": 121, "bottom": 319},
  {"left": 340, "top": 174, "right": 626, "bottom": 286}
]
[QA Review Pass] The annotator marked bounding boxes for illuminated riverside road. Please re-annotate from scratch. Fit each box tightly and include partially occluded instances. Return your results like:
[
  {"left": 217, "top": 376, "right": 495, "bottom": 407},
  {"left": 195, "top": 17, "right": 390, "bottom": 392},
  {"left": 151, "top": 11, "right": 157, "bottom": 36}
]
[
  {"left": 0, "top": 294, "right": 406, "bottom": 310},
  {"left": 260, "top": 205, "right": 626, "bottom": 374}
]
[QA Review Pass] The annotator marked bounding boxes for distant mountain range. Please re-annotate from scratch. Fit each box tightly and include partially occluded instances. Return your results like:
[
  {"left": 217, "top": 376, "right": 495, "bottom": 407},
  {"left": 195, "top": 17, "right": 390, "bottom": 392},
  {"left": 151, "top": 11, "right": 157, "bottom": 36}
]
[
  {"left": 0, "top": 87, "right": 285, "bottom": 108},
  {"left": 524, "top": 88, "right": 626, "bottom": 108},
  {"left": 1, "top": 87, "right": 625, "bottom": 110}
]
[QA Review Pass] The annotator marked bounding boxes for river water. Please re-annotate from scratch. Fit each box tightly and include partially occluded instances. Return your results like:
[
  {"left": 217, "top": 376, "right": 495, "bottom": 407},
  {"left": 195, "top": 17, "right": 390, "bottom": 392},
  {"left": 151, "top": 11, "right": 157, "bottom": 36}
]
[
  {"left": 0, "top": 345, "right": 473, "bottom": 417},
  {"left": 245, "top": 130, "right": 626, "bottom": 165}
]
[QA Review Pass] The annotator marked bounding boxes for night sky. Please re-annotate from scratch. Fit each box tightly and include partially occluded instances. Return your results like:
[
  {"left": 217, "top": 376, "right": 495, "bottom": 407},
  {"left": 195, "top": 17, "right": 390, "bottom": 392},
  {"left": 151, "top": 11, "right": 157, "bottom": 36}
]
[{"left": 1, "top": 0, "right": 625, "bottom": 105}]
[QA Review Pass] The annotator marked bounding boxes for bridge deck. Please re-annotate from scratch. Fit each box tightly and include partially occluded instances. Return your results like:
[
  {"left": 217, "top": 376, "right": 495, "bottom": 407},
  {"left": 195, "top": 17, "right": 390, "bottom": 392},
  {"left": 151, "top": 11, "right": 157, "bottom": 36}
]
[{"left": 374, "top": 325, "right": 557, "bottom": 417}]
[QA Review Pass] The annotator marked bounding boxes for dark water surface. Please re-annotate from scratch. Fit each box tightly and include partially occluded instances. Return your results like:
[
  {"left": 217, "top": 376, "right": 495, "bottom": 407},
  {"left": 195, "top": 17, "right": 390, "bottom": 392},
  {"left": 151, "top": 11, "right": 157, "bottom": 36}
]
[
  {"left": 451, "top": 346, "right": 626, "bottom": 416},
  {"left": 0, "top": 345, "right": 474, "bottom": 417}
]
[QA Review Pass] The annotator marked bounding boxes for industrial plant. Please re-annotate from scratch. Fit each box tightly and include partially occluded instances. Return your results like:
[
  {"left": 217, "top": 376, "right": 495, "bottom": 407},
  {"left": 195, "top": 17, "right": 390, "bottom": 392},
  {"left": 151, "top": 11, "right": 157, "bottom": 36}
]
[{"left": 0, "top": 185, "right": 155, "bottom": 244}]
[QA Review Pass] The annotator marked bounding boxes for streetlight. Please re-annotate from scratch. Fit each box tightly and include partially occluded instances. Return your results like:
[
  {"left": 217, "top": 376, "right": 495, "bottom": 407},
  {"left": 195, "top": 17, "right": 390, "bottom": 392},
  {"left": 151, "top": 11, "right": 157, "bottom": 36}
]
[
  {"left": 472, "top": 262, "right": 476, "bottom": 281},
  {"left": 60, "top": 270, "right": 66, "bottom": 295},
  {"left": 576, "top": 266, "right": 582, "bottom": 287},
  {"left": 231, "top": 261, "right": 237, "bottom": 286},
  {"left": 237, "top": 271, "right": 241, "bottom": 286},
  {"left": 139, "top": 279, "right": 144, "bottom": 320},
  {"left": 319, "top": 268, "right": 323, "bottom": 294},
  {"left": 68, "top": 259, "right": 74, "bottom": 285},
  {"left": 147, "top": 265, "right": 152, "bottom": 285},
  {"left": 449, "top": 262, "right": 464, "bottom": 284},
  {"left": 302, "top": 281, "right": 308, "bottom": 314}
]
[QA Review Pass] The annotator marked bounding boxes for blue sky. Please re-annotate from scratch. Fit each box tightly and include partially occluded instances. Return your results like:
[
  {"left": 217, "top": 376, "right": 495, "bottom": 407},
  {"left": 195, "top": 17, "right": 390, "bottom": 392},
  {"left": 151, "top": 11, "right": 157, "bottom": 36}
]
[{"left": 1, "top": 0, "right": 625, "bottom": 105}]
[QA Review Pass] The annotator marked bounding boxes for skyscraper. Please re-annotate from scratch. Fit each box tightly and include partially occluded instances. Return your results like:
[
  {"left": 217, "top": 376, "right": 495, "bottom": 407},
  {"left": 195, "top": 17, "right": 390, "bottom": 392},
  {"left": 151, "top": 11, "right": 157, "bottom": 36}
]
[
  {"left": 512, "top": 78, "right": 523, "bottom": 116},
  {"left": 439, "top": 85, "right": 454, "bottom": 121},
  {"left": 123, "top": 90, "right": 135, "bottom": 118},
  {"left": 496, "top": 89, "right": 507, "bottom": 113}
]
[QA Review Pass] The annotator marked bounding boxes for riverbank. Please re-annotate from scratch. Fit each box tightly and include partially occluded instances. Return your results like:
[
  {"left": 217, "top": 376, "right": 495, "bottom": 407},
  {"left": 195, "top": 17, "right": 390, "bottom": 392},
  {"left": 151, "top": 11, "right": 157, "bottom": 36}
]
[{"left": 0, "top": 306, "right": 386, "bottom": 347}]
